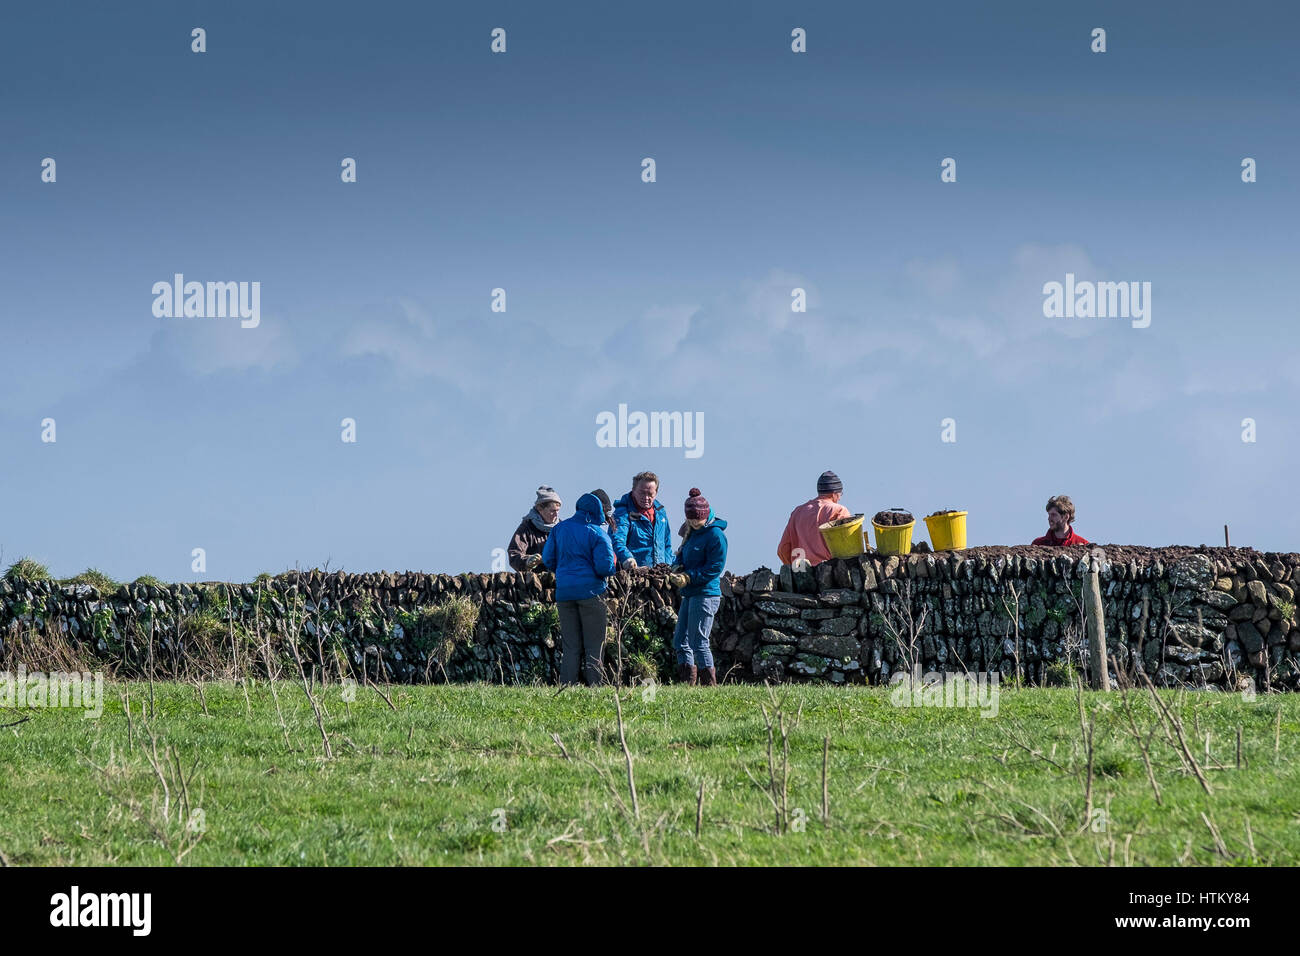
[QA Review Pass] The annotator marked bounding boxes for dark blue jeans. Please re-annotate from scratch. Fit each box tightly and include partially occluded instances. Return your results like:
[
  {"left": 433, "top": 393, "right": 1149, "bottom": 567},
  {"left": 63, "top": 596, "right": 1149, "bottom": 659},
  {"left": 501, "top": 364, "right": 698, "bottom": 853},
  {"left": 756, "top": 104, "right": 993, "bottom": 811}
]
[{"left": 673, "top": 594, "right": 719, "bottom": 669}]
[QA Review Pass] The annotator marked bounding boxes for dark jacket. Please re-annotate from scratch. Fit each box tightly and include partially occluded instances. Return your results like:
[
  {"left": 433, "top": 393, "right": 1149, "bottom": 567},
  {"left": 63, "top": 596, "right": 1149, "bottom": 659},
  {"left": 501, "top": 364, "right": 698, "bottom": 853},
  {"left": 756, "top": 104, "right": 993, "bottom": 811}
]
[
  {"left": 508, "top": 512, "right": 552, "bottom": 571},
  {"left": 676, "top": 512, "right": 728, "bottom": 598},
  {"left": 542, "top": 493, "right": 618, "bottom": 602},
  {"left": 612, "top": 493, "right": 674, "bottom": 566}
]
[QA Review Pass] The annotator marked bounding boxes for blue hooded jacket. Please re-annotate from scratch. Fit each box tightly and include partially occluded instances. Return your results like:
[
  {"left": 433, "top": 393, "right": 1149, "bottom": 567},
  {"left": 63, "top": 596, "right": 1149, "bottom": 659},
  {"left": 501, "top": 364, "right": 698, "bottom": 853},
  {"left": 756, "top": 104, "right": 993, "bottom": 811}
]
[
  {"left": 676, "top": 512, "right": 728, "bottom": 598},
  {"left": 612, "top": 493, "right": 674, "bottom": 566},
  {"left": 542, "top": 493, "right": 618, "bottom": 602}
]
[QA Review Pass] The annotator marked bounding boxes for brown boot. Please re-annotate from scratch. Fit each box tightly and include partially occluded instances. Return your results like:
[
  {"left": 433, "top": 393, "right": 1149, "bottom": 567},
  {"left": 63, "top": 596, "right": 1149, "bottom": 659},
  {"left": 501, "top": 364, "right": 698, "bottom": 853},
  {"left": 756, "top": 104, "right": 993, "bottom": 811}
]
[
  {"left": 701, "top": 667, "right": 717, "bottom": 686},
  {"left": 678, "top": 663, "right": 698, "bottom": 686}
]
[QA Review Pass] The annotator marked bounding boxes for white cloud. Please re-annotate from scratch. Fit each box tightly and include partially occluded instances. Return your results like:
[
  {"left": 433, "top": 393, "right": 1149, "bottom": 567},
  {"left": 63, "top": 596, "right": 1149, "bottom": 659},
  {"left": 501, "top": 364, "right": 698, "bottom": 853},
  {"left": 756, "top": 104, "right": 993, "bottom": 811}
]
[
  {"left": 338, "top": 298, "right": 566, "bottom": 417},
  {"left": 329, "top": 249, "right": 1296, "bottom": 439},
  {"left": 602, "top": 303, "right": 699, "bottom": 362},
  {"left": 992, "top": 242, "right": 1101, "bottom": 341},
  {"left": 151, "top": 315, "right": 297, "bottom": 375},
  {"left": 904, "top": 257, "right": 961, "bottom": 298}
]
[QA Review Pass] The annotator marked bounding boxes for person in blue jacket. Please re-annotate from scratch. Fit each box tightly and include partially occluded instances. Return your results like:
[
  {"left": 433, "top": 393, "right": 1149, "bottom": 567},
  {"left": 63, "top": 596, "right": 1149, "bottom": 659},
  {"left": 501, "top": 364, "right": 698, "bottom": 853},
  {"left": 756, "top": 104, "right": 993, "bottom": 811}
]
[
  {"left": 667, "top": 488, "right": 728, "bottom": 686},
  {"left": 541, "top": 492, "right": 618, "bottom": 686},
  {"left": 612, "top": 471, "right": 674, "bottom": 570}
]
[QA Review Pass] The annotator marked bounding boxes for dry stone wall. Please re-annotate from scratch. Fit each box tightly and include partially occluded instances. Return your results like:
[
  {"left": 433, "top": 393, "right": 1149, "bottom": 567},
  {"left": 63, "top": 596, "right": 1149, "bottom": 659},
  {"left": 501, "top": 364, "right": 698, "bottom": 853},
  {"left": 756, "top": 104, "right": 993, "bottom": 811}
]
[
  {"left": 713, "top": 546, "right": 1298, "bottom": 691},
  {"left": 2, "top": 546, "right": 1297, "bottom": 690}
]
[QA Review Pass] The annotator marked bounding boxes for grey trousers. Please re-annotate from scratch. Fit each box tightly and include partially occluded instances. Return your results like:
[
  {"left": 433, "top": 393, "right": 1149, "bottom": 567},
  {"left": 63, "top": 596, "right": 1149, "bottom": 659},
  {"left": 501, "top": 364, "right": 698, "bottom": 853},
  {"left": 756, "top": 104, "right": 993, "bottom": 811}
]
[{"left": 557, "top": 597, "right": 607, "bottom": 686}]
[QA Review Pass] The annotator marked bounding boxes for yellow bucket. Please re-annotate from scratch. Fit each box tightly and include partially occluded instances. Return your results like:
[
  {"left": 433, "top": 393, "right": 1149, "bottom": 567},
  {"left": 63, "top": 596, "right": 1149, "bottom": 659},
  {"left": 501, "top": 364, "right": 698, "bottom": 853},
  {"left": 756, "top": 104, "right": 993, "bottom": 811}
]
[
  {"left": 818, "top": 514, "right": 866, "bottom": 559},
  {"left": 872, "top": 512, "right": 915, "bottom": 556},
  {"left": 924, "top": 510, "right": 968, "bottom": 551}
]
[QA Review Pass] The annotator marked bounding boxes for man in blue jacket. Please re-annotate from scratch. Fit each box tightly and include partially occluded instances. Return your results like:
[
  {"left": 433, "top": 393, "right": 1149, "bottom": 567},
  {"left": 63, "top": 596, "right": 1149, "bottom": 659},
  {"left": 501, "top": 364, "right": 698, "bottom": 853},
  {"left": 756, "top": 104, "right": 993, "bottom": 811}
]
[
  {"left": 611, "top": 471, "right": 674, "bottom": 570},
  {"left": 542, "top": 492, "right": 618, "bottom": 685}
]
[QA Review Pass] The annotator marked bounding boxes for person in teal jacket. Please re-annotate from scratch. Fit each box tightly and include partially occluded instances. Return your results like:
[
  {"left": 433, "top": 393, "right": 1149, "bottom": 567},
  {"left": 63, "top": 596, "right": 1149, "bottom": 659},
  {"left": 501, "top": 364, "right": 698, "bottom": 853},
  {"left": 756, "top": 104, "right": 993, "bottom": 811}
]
[
  {"left": 612, "top": 471, "right": 674, "bottom": 569},
  {"left": 667, "top": 488, "right": 728, "bottom": 686}
]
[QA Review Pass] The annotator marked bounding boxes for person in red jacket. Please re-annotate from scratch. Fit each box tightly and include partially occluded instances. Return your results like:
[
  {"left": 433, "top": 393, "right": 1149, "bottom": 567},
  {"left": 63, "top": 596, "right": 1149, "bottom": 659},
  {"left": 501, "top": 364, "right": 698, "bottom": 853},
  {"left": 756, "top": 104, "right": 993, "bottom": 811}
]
[{"left": 1032, "top": 495, "right": 1089, "bottom": 546}]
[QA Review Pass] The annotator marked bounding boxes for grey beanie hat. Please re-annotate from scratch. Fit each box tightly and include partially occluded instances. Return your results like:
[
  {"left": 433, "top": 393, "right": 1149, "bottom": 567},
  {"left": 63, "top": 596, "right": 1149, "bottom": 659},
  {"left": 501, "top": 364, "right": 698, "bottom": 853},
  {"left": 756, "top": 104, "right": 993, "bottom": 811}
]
[
  {"left": 534, "top": 486, "right": 562, "bottom": 508},
  {"left": 817, "top": 471, "right": 843, "bottom": 495}
]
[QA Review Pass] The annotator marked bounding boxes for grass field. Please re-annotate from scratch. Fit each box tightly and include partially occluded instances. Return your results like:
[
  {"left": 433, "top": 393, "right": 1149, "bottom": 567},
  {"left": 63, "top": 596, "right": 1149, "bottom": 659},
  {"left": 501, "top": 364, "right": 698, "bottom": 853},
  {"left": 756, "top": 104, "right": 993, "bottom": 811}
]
[{"left": 1, "top": 679, "right": 1297, "bottom": 865}]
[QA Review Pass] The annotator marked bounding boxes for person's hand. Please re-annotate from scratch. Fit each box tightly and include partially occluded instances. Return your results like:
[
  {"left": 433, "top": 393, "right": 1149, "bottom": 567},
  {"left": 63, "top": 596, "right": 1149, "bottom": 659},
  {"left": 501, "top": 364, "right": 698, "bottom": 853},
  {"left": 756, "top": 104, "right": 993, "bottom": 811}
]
[
  {"left": 524, "top": 554, "right": 543, "bottom": 570},
  {"left": 668, "top": 573, "right": 689, "bottom": 589},
  {"left": 621, "top": 558, "right": 638, "bottom": 571}
]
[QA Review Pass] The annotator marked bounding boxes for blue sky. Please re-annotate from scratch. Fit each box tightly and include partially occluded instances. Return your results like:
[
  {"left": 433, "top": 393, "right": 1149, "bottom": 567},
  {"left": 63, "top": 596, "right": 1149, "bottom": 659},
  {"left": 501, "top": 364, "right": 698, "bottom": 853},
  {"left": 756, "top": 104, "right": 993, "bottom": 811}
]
[{"left": 1, "top": 1, "right": 1297, "bottom": 581}]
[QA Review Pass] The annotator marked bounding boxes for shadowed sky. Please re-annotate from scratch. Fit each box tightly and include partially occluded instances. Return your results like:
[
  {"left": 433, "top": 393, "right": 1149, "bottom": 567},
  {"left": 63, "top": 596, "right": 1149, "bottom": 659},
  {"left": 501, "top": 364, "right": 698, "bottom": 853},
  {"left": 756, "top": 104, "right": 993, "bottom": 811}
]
[{"left": 1, "top": 0, "right": 1297, "bottom": 581}]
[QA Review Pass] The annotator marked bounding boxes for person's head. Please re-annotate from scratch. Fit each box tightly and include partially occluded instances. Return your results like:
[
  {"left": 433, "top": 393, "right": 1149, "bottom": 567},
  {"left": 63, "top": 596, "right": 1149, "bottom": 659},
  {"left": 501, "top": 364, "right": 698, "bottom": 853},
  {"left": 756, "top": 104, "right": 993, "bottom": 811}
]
[
  {"left": 1045, "top": 495, "right": 1075, "bottom": 533},
  {"left": 589, "top": 489, "right": 613, "bottom": 523},
  {"left": 684, "top": 488, "right": 710, "bottom": 529},
  {"left": 575, "top": 492, "right": 604, "bottom": 524},
  {"left": 631, "top": 471, "right": 659, "bottom": 510},
  {"left": 817, "top": 470, "right": 843, "bottom": 503},
  {"left": 534, "top": 486, "right": 562, "bottom": 524}
]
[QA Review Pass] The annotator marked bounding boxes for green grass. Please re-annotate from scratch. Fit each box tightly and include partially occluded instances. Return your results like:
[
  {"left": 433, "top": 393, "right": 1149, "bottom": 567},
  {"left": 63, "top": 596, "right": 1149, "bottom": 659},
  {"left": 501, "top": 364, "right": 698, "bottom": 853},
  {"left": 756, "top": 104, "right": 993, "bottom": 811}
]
[
  {"left": 59, "top": 568, "right": 121, "bottom": 593},
  {"left": 3, "top": 557, "right": 52, "bottom": 584},
  {"left": 1, "top": 681, "right": 1297, "bottom": 865}
]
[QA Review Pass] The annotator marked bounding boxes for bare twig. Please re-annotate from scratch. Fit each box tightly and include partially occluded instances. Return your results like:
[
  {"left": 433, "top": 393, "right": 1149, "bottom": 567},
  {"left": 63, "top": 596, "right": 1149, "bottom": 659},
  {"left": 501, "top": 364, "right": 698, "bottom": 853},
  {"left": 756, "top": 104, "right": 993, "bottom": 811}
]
[
  {"left": 364, "top": 675, "right": 397, "bottom": 711},
  {"left": 744, "top": 684, "right": 804, "bottom": 834},
  {"left": 1138, "top": 670, "right": 1212, "bottom": 795},
  {"left": 1118, "top": 683, "right": 1161, "bottom": 805},
  {"left": 123, "top": 691, "right": 134, "bottom": 752},
  {"left": 1200, "top": 812, "right": 1230, "bottom": 859},
  {"left": 551, "top": 732, "right": 570, "bottom": 761},
  {"left": 880, "top": 581, "right": 928, "bottom": 681},
  {"left": 998, "top": 722, "right": 1070, "bottom": 774},
  {"left": 821, "top": 735, "right": 831, "bottom": 826},
  {"left": 1076, "top": 674, "right": 1096, "bottom": 830},
  {"left": 284, "top": 595, "right": 332, "bottom": 759},
  {"left": 612, "top": 690, "right": 639, "bottom": 821},
  {"left": 695, "top": 779, "right": 705, "bottom": 839},
  {"left": 146, "top": 615, "right": 156, "bottom": 718}
]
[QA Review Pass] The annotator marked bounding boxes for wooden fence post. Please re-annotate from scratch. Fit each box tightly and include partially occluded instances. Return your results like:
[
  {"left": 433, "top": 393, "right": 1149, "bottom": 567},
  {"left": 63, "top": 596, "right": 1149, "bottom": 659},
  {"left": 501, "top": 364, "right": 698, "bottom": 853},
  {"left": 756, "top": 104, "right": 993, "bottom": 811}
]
[{"left": 1084, "top": 552, "right": 1110, "bottom": 691}]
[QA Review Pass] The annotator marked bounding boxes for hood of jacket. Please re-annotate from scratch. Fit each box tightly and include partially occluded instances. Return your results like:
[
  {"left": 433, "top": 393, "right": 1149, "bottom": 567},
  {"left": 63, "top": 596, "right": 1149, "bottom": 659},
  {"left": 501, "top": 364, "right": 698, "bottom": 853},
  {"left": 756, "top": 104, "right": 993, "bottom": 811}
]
[{"left": 575, "top": 492, "right": 604, "bottom": 524}]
